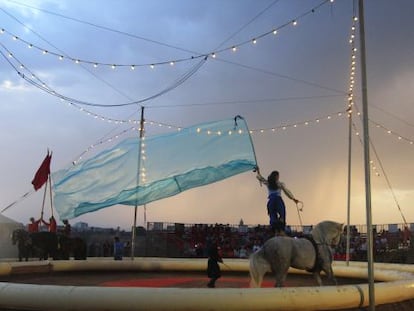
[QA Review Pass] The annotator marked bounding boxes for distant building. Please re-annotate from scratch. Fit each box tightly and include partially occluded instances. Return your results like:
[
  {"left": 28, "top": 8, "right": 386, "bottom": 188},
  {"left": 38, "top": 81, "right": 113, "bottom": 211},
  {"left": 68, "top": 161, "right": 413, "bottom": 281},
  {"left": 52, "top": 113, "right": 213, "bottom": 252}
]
[{"left": 73, "top": 222, "right": 88, "bottom": 231}]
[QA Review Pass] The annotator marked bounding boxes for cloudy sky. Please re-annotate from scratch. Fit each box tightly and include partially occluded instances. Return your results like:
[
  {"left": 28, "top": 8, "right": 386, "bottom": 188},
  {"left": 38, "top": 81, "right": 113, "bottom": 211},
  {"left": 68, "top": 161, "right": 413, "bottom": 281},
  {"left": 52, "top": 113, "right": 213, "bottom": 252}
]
[{"left": 0, "top": 0, "right": 413, "bottom": 230}]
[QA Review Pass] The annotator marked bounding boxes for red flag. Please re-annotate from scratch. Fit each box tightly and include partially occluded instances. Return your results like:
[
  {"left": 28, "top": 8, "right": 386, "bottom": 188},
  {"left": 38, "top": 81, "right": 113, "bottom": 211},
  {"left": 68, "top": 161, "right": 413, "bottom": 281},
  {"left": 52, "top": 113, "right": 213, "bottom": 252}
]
[{"left": 31, "top": 152, "right": 52, "bottom": 191}]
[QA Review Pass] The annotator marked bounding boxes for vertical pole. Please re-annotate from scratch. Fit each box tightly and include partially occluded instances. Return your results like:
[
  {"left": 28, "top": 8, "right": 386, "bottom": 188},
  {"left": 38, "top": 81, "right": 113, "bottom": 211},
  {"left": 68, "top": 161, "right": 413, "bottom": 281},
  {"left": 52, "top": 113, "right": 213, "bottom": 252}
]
[
  {"left": 48, "top": 174, "right": 54, "bottom": 216},
  {"left": 346, "top": 107, "right": 352, "bottom": 265},
  {"left": 40, "top": 176, "right": 47, "bottom": 220},
  {"left": 131, "top": 106, "right": 145, "bottom": 260},
  {"left": 358, "top": 1, "right": 375, "bottom": 309}
]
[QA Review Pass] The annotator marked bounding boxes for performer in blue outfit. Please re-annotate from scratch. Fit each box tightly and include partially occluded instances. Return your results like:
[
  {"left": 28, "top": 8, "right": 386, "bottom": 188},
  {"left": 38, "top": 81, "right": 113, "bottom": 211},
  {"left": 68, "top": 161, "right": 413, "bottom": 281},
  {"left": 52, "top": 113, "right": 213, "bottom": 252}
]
[
  {"left": 113, "top": 236, "right": 124, "bottom": 260},
  {"left": 256, "top": 168, "right": 301, "bottom": 235}
]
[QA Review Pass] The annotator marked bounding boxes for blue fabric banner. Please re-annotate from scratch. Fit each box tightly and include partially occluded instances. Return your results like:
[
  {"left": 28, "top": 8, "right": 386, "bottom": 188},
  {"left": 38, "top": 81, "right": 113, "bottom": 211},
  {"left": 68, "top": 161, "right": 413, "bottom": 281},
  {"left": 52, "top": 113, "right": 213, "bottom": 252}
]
[{"left": 52, "top": 116, "right": 257, "bottom": 219}]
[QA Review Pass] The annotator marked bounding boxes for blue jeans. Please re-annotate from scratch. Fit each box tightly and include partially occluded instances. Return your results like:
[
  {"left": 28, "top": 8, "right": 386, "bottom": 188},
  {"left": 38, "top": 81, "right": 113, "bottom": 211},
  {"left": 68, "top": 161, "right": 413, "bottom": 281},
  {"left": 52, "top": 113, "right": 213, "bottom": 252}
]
[{"left": 267, "top": 193, "right": 286, "bottom": 232}]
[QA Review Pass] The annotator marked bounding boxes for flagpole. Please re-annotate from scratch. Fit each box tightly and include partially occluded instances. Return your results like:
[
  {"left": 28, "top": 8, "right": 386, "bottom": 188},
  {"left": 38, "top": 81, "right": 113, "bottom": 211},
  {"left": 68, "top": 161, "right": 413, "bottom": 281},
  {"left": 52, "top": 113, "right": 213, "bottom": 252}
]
[
  {"left": 131, "top": 106, "right": 145, "bottom": 260},
  {"left": 48, "top": 173, "right": 54, "bottom": 217},
  {"left": 40, "top": 175, "right": 48, "bottom": 220}
]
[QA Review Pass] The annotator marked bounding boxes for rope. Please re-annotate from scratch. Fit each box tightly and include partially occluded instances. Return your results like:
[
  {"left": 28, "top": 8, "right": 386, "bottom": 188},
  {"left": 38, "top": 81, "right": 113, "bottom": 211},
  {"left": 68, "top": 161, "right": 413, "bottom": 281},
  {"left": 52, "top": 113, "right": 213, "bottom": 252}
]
[
  {"left": 0, "top": 190, "right": 33, "bottom": 213},
  {"left": 295, "top": 201, "right": 304, "bottom": 227}
]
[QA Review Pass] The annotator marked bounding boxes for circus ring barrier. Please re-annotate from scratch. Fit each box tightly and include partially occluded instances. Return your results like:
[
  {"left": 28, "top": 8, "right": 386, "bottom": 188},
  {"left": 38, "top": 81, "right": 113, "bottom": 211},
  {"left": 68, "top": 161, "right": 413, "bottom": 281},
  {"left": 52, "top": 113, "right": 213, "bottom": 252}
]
[{"left": 1, "top": 258, "right": 414, "bottom": 311}]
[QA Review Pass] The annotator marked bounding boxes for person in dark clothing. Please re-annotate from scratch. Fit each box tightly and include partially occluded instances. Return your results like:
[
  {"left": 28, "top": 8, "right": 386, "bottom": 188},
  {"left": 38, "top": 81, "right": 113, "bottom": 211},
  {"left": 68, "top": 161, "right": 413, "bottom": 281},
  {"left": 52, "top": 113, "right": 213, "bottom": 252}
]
[
  {"left": 62, "top": 219, "right": 71, "bottom": 237},
  {"left": 207, "top": 244, "right": 223, "bottom": 288}
]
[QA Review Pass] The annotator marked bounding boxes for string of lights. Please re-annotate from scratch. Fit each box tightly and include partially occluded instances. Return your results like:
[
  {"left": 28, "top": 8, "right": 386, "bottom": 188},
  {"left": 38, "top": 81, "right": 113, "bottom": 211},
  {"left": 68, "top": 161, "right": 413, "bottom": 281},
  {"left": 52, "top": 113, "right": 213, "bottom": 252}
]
[
  {"left": 351, "top": 122, "right": 380, "bottom": 177},
  {"left": 73, "top": 126, "right": 138, "bottom": 165},
  {"left": 368, "top": 126, "right": 409, "bottom": 226},
  {"left": 347, "top": 8, "right": 410, "bottom": 221},
  {"left": 347, "top": 15, "right": 358, "bottom": 114},
  {"left": 3, "top": 42, "right": 411, "bottom": 151},
  {"left": 345, "top": 10, "right": 409, "bottom": 225},
  {"left": 72, "top": 121, "right": 252, "bottom": 166},
  {"left": 70, "top": 107, "right": 412, "bottom": 169},
  {"left": 350, "top": 103, "right": 414, "bottom": 147},
  {"left": 139, "top": 135, "right": 147, "bottom": 184},
  {"left": 0, "top": 42, "right": 207, "bottom": 107},
  {"left": 249, "top": 111, "right": 346, "bottom": 133},
  {"left": 0, "top": 0, "right": 334, "bottom": 70},
  {"left": 346, "top": 14, "right": 380, "bottom": 178},
  {"left": 1, "top": 7, "right": 140, "bottom": 102},
  {"left": 370, "top": 120, "right": 414, "bottom": 146}
]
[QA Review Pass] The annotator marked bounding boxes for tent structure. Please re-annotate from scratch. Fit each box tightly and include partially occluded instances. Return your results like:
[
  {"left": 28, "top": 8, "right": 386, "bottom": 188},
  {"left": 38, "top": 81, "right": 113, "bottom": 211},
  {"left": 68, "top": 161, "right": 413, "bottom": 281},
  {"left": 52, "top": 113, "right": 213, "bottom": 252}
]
[
  {"left": 0, "top": 214, "right": 24, "bottom": 259},
  {"left": 52, "top": 116, "right": 257, "bottom": 220}
]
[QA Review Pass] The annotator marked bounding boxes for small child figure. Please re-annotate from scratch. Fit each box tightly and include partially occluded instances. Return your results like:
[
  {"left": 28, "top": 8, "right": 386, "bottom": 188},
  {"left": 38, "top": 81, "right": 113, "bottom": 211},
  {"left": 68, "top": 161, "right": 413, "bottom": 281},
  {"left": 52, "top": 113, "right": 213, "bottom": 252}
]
[
  {"left": 113, "top": 237, "right": 123, "bottom": 260},
  {"left": 207, "top": 243, "right": 223, "bottom": 288}
]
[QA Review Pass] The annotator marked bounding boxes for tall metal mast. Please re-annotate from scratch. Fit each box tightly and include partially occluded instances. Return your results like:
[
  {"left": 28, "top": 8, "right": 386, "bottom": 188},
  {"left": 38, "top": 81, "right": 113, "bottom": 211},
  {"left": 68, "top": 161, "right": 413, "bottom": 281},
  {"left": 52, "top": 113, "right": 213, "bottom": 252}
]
[
  {"left": 358, "top": 1, "right": 375, "bottom": 309},
  {"left": 131, "top": 106, "right": 145, "bottom": 260}
]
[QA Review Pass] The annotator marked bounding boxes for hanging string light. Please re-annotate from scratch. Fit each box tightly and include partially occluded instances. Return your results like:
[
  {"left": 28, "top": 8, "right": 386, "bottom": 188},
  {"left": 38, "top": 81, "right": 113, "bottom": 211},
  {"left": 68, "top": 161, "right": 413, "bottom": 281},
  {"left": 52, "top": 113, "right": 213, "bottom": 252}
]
[
  {"left": 346, "top": 14, "right": 379, "bottom": 177},
  {"left": 352, "top": 103, "right": 414, "bottom": 148},
  {"left": 3, "top": 39, "right": 409, "bottom": 149},
  {"left": 352, "top": 122, "right": 380, "bottom": 177},
  {"left": 250, "top": 111, "right": 347, "bottom": 134},
  {"left": 0, "top": 42, "right": 207, "bottom": 108},
  {"left": 72, "top": 126, "right": 138, "bottom": 164},
  {"left": 370, "top": 120, "right": 414, "bottom": 146},
  {"left": 347, "top": 14, "right": 358, "bottom": 115},
  {"left": 0, "top": 0, "right": 334, "bottom": 70},
  {"left": 139, "top": 131, "right": 147, "bottom": 184}
]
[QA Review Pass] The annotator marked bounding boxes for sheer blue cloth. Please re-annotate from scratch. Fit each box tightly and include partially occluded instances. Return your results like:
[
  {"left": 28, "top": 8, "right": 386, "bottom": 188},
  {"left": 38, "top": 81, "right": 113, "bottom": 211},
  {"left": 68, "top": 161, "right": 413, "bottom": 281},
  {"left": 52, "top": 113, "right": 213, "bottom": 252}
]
[{"left": 52, "top": 116, "right": 257, "bottom": 219}]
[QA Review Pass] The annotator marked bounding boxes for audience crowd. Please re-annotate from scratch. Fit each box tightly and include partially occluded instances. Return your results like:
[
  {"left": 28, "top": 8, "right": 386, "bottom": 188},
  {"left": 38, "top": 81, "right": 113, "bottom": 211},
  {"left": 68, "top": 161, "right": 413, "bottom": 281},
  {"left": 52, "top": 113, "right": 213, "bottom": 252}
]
[
  {"left": 178, "top": 223, "right": 412, "bottom": 261},
  {"left": 82, "top": 222, "right": 413, "bottom": 262}
]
